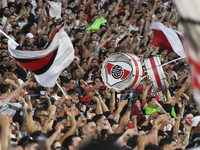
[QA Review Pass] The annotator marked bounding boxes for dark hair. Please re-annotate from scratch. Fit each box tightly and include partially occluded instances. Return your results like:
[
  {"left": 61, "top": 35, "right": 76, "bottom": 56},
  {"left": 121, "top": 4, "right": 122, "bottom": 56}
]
[
  {"left": 18, "top": 136, "right": 38, "bottom": 149},
  {"left": 155, "top": 8, "right": 161, "bottom": 15},
  {"left": 81, "top": 140, "right": 120, "bottom": 150},
  {"left": 92, "top": 114, "right": 103, "bottom": 123},
  {"left": 0, "top": 83, "right": 10, "bottom": 94},
  {"left": 111, "top": 15, "right": 117, "bottom": 21},
  {"left": 76, "top": 29, "right": 82, "bottom": 34},
  {"left": 73, "top": 39, "right": 81, "bottom": 45},
  {"left": 162, "top": 104, "right": 172, "bottom": 114},
  {"left": 141, "top": 3, "right": 147, "bottom": 8},
  {"left": 12, "top": 24, "right": 20, "bottom": 29},
  {"left": 127, "top": 135, "right": 138, "bottom": 149},
  {"left": 159, "top": 138, "right": 175, "bottom": 148},
  {"left": 71, "top": 66, "right": 79, "bottom": 76},
  {"left": 90, "top": 32, "right": 97, "bottom": 37},
  {"left": 75, "top": 114, "right": 81, "bottom": 121},
  {"left": 25, "top": 2, "right": 32, "bottom": 8},
  {"left": 35, "top": 7, "right": 41, "bottom": 14},
  {"left": 183, "top": 111, "right": 193, "bottom": 119},
  {"left": 52, "top": 116, "right": 67, "bottom": 128},
  {"left": 145, "top": 144, "right": 162, "bottom": 150},
  {"left": 13, "top": 113, "right": 23, "bottom": 127},
  {"left": 33, "top": 116, "right": 41, "bottom": 125},
  {"left": 107, "top": 118, "right": 116, "bottom": 127},
  {"left": 86, "top": 119, "right": 95, "bottom": 124},
  {"left": 62, "top": 135, "right": 80, "bottom": 149},
  {"left": 68, "top": 89, "right": 79, "bottom": 95},
  {"left": 77, "top": 9, "right": 84, "bottom": 15},
  {"left": 3, "top": 7, "right": 9, "bottom": 12},
  {"left": 33, "top": 107, "right": 47, "bottom": 116},
  {"left": 107, "top": 134, "right": 123, "bottom": 144},
  {"left": 0, "top": 70, "right": 4, "bottom": 77},
  {"left": 68, "top": 78, "right": 76, "bottom": 83}
]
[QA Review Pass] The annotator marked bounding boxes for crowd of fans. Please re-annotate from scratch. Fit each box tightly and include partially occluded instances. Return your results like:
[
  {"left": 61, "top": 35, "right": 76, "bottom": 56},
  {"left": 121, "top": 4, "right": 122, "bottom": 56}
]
[{"left": 0, "top": 0, "right": 199, "bottom": 149}]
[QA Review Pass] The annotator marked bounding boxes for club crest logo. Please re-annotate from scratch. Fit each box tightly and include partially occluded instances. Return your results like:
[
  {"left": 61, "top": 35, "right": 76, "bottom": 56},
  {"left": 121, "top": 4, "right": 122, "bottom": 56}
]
[{"left": 105, "top": 62, "right": 132, "bottom": 86}]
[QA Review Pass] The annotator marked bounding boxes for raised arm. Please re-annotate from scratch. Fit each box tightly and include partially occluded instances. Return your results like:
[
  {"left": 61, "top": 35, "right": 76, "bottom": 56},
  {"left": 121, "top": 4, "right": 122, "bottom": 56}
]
[
  {"left": 172, "top": 104, "right": 184, "bottom": 139},
  {"left": 95, "top": 91, "right": 109, "bottom": 112},
  {"left": 166, "top": 89, "right": 172, "bottom": 104},
  {"left": 175, "top": 77, "right": 190, "bottom": 100},
  {"left": 81, "top": 31, "right": 90, "bottom": 58},
  {"left": 181, "top": 119, "right": 192, "bottom": 149},
  {"left": 109, "top": 88, "right": 116, "bottom": 113},
  {"left": 109, "top": 100, "right": 127, "bottom": 123},
  {"left": 3, "top": 79, "right": 32, "bottom": 103},
  {"left": 93, "top": 96, "right": 103, "bottom": 115},
  {"left": 114, "top": 107, "right": 131, "bottom": 133},
  {"left": 59, "top": 117, "right": 86, "bottom": 143},
  {"left": 176, "top": 70, "right": 188, "bottom": 86},
  {"left": 38, "top": 2, "right": 48, "bottom": 30},
  {"left": 141, "top": 78, "right": 152, "bottom": 109},
  {"left": 0, "top": 115, "right": 10, "bottom": 150}
]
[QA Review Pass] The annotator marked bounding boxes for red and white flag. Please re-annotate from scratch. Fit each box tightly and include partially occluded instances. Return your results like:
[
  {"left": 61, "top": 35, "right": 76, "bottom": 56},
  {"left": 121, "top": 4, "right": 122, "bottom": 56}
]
[
  {"left": 8, "top": 25, "right": 74, "bottom": 87},
  {"left": 149, "top": 22, "right": 186, "bottom": 58},
  {"left": 175, "top": 0, "right": 200, "bottom": 112}
]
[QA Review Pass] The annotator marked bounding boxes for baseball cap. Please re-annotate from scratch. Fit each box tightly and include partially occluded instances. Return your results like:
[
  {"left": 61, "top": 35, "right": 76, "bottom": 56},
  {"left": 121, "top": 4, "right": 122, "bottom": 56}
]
[
  {"left": 84, "top": 85, "right": 95, "bottom": 93},
  {"left": 26, "top": 33, "right": 34, "bottom": 38},
  {"left": 166, "top": 66, "right": 173, "bottom": 70},
  {"left": 147, "top": 93, "right": 156, "bottom": 103},
  {"left": 191, "top": 116, "right": 200, "bottom": 127}
]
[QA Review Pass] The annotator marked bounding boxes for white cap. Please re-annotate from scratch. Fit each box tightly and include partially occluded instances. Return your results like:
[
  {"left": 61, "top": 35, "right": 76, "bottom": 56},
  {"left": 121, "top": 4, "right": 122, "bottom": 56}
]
[
  {"left": 191, "top": 116, "right": 200, "bottom": 127},
  {"left": 26, "top": 33, "right": 34, "bottom": 38}
]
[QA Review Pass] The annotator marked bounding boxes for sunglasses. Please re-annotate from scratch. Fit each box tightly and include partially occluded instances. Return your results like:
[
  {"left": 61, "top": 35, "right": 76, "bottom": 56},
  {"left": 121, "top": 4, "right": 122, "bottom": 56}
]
[{"left": 39, "top": 114, "right": 49, "bottom": 118}]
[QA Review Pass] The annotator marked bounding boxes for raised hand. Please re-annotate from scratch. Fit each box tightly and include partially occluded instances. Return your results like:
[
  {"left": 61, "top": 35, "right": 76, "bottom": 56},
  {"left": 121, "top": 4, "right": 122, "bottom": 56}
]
[
  {"left": 64, "top": 106, "right": 75, "bottom": 118},
  {"left": 22, "top": 78, "right": 33, "bottom": 87},
  {"left": 76, "top": 117, "right": 86, "bottom": 128}
]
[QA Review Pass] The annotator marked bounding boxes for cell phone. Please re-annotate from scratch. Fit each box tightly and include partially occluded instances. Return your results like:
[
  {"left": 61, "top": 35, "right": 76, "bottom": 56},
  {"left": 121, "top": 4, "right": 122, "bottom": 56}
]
[
  {"left": 68, "top": 104, "right": 73, "bottom": 108},
  {"left": 40, "top": 91, "right": 45, "bottom": 96},
  {"left": 19, "top": 131, "right": 27, "bottom": 138},
  {"left": 174, "top": 135, "right": 178, "bottom": 143},
  {"left": 117, "top": 94, "right": 121, "bottom": 100}
]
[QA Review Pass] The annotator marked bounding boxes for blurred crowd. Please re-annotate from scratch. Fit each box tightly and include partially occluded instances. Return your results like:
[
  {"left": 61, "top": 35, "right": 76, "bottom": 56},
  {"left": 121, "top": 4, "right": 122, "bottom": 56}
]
[{"left": 0, "top": 0, "right": 199, "bottom": 150}]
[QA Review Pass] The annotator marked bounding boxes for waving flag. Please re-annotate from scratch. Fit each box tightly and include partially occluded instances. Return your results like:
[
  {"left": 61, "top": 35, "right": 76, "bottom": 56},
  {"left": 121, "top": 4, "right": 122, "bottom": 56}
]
[
  {"left": 86, "top": 17, "right": 107, "bottom": 31},
  {"left": 175, "top": 0, "right": 200, "bottom": 113},
  {"left": 7, "top": 25, "right": 74, "bottom": 87},
  {"left": 47, "top": 1, "right": 62, "bottom": 20},
  {"left": 148, "top": 22, "right": 186, "bottom": 58}
]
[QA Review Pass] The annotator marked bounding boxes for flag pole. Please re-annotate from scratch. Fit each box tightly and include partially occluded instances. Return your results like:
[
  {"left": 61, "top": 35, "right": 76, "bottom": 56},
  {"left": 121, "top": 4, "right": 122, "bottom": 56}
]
[
  {"left": 0, "top": 29, "right": 19, "bottom": 46},
  {"left": 55, "top": 81, "right": 68, "bottom": 99},
  {"left": 161, "top": 57, "right": 186, "bottom": 67}
]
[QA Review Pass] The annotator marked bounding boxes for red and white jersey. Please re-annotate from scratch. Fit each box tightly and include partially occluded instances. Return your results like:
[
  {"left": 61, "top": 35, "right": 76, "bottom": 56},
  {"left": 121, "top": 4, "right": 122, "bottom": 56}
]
[{"left": 75, "top": 19, "right": 88, "bottom": 29}]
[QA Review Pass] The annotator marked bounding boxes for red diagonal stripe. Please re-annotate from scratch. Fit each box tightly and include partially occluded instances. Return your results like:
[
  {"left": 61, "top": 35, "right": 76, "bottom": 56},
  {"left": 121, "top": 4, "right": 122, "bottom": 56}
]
[
  {"left": 151, "top": 29, "right": 173, "bottom": 53},
  {"left": 106, "top": 62, "right": 114, "bottom": 75},
  {"left": 121, "top": 69, "right": 130, "bottom": 80},
  {"left": 18, "top": 51, "right": 54, "bottom": 71},
  {"left": 149, "top": 57, "right": 162, "bottom": 88},
  {"left": 126, "top": 54, "right": 139, "bottom": 89}
]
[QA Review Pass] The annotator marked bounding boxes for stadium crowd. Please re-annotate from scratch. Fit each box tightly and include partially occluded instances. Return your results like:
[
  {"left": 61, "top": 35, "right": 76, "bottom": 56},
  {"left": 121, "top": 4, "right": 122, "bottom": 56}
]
[{"left": 0, "top": 0, "right": 199, "bottom": 149}]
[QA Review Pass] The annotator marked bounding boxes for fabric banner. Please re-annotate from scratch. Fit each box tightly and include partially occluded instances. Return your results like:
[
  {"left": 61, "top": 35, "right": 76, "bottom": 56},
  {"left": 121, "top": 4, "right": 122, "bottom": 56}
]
[
  {"left": 8, "top": 25, "right": 74, "bottom": 87},
  {"left": 47, "top": 1, "right": 62, "bottom": 20},
  {"left": 149, "top": 22, "right": 186, "bottom": 58},
  {"left": 86, "top": 17, "right": 107, "bottom": 31},
  {"left": 175, "top": 0, "right": 200, "bottom": 113}
]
